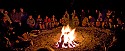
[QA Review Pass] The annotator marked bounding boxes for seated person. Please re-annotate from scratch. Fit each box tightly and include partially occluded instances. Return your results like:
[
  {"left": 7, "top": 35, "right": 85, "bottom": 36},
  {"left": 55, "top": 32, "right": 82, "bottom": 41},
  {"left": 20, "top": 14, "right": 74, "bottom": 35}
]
[
  {"left": 88, "top": 16, "right": 95, "bottom": 27},
  {"left": 51, "top": 15, "right": 58, "bottom": 28},
  {"left": 82, "top": 17, "right": 89, "bottom": 27},
  {"left": 72, "top": 16, "right": 79, "bottom": 26},
  {"left": 44, "top": 16, "right": 51, "bottom": 29},
  {"left": 96, "top": 19, "right": 101, "bottom": 28},
  {"left": 35, "top": 15, "right": 45, "bottom": 29},
  {"left": 27, "top": 15, "right": 35, "bottom": 32}
]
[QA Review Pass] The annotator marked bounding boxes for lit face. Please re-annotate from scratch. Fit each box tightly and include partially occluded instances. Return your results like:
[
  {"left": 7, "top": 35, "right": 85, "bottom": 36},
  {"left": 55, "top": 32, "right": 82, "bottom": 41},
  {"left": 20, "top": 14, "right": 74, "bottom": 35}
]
[
  {"left": 73, "top": 10, "right": 75, "bottom": 13},
  {"left": 96, "top": 10, "right": 98, "bottom": 13},
  {"left": 89, "top": 16, "right": 92, "bottom": 19},
  {"left": 29, "top": 15, "right": 32, "bottom": 19},
  {"left": 52, "top": 15, "right": 55, "bottom": 18},
  {"left": 38, "top": 15, "right": 41, "bottom": 18},
  {"left": 13, "top": 9, "right": 16, "bottom": 13},
  {"left": 65, "top": 11, "right": 68, "bottom": 14},
  {"left": 4, "top": 11, "right": 8, "bottom": 14},
  {"left": 46, "top": 16, "right": 48, "bottom": 19},
  {"left": 20, "top": 8, "right": 24, "bottom": 12},
  {"left": 82, "top": 10, "right": 84, "bottom": 12},
  {"left": 109, "top": 19, "right": 112, "bottom": 22},
  {"left": 3, "top": 17, "right": 7, "bottom": 21},
  {"left": 117, "top": 18, "right": 119, "bottom": 21}
]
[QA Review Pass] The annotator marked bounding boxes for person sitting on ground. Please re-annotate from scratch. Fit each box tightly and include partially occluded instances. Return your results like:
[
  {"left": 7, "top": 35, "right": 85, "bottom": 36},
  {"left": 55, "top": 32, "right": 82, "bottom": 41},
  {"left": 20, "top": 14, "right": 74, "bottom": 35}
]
[
  {"left": 96, "top": 19, "right": 101, "bottom": 28},
  {"left": 4, "top": 11, "right": 12, "bottom": 24},
  {"left": 72, "top": 15, "right": 79, "bottom": 26},
  {"left": 27, "top": 15, "right": 35, "bottom": 32},
  {"left": 82, "top": 17, "right": 89, "bottom": 27},
  {"left": 51, "top": 15, "right": 58, "bottom": 28},
  {"left": 88, "top": 16, "right": 95, "bottom": 27},
  {"left": 44, "top": 16, "right": 51, "bottom": 29},
  {"left": 35, "top": 15, "right": 45, "bottom": 30}
]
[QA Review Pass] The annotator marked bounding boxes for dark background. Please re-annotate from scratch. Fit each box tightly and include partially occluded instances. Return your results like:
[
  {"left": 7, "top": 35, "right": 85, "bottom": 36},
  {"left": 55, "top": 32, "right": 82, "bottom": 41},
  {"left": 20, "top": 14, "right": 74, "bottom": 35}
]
[
  {"left": 0, "top": 0, "right": 125, "bottom": 50},
  {"left": 0, "top": 0, "right": 125, "bottom": 18}
]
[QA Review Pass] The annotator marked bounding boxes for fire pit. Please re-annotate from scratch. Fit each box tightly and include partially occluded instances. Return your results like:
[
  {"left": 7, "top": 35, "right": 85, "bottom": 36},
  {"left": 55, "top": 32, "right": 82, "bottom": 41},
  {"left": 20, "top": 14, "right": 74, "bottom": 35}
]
[{"left": 25, "top": 25, "right": 116, "bottom": 51}]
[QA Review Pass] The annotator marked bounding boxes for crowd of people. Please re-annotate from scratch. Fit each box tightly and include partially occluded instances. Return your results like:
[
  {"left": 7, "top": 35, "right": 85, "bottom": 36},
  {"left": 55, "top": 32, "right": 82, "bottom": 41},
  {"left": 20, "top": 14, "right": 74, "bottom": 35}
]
[{"left": 0, "top": 7, "right": 125, "bottom": 50}]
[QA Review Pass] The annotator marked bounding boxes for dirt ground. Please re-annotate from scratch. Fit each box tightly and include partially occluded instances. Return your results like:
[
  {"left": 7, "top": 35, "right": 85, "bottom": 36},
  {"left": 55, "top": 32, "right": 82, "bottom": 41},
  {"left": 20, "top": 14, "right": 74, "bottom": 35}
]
[{"left": 25, "top": 26, "right": 116, "bottom": 51}]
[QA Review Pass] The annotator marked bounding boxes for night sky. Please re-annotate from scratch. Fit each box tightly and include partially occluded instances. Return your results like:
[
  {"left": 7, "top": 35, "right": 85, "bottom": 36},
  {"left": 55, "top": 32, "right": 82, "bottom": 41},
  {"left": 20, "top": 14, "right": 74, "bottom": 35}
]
[
  {"left": 0, "top": 0, "right": 124, "bottom": 8},
  {"left": 0, "top": 0, "right": 124, "bottom": 18}
]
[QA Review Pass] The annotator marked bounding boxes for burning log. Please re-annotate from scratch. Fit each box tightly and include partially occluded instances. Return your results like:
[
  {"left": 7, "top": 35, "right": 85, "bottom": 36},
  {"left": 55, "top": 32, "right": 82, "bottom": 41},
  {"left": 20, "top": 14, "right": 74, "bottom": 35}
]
[
  {"left": 55, "top": 25, "right": 79, "bottom": 48},
  {"left": 57, "top": 35, "right": 64, "bottom": 48}
]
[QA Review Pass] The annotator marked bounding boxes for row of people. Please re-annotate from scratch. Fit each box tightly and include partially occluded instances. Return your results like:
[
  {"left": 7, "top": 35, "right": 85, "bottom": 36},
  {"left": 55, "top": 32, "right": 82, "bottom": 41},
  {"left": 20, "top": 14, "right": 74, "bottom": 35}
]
[
  {"left": 0, "top": 8, "right": 125, "bottom": 32},
  {"left": 0, "top": 8, "right": 59, "bottom": 31},
  {"left": 59, "top": 10, "right": 125, "bottom": 31},
  {"left": 27, "top": 15, "right": 59, "bottom": 30}
]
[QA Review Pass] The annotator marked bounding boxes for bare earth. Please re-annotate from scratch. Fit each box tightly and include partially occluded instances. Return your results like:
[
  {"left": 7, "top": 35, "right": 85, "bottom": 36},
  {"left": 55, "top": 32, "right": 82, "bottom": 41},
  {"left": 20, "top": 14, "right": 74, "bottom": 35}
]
[{"left": 25, "top": 26, "right": 116, "bottom": 51}]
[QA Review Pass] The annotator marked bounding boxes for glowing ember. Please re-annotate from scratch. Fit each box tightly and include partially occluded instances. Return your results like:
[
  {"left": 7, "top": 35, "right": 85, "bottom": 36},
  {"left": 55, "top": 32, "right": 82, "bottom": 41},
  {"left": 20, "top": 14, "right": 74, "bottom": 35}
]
[{"left": 56, "top": 25, "right": 78, "bottom": 48}]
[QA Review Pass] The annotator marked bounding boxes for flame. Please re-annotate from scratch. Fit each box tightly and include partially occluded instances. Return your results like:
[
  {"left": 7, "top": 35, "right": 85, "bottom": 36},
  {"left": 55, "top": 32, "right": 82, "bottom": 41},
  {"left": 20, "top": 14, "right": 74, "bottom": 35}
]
[{"left": 56, "top": 25, "right": 78, "bottom": 48}]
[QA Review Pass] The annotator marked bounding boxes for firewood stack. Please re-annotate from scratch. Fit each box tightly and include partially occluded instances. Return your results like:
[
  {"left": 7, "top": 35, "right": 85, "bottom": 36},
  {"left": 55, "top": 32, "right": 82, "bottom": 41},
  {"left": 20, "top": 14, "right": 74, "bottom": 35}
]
[{"left": 25, "top": 26, "right": 116, "bottom": 51}]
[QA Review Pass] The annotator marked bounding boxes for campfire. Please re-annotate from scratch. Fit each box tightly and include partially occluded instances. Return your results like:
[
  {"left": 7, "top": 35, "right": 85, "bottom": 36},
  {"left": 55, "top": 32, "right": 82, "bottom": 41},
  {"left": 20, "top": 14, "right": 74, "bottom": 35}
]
[
  {"left": 26, "top": 25, "right": 116, "bottom": 51},
  {"left": 55, "top": 25, "right": 79, "bottom": 48}
]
